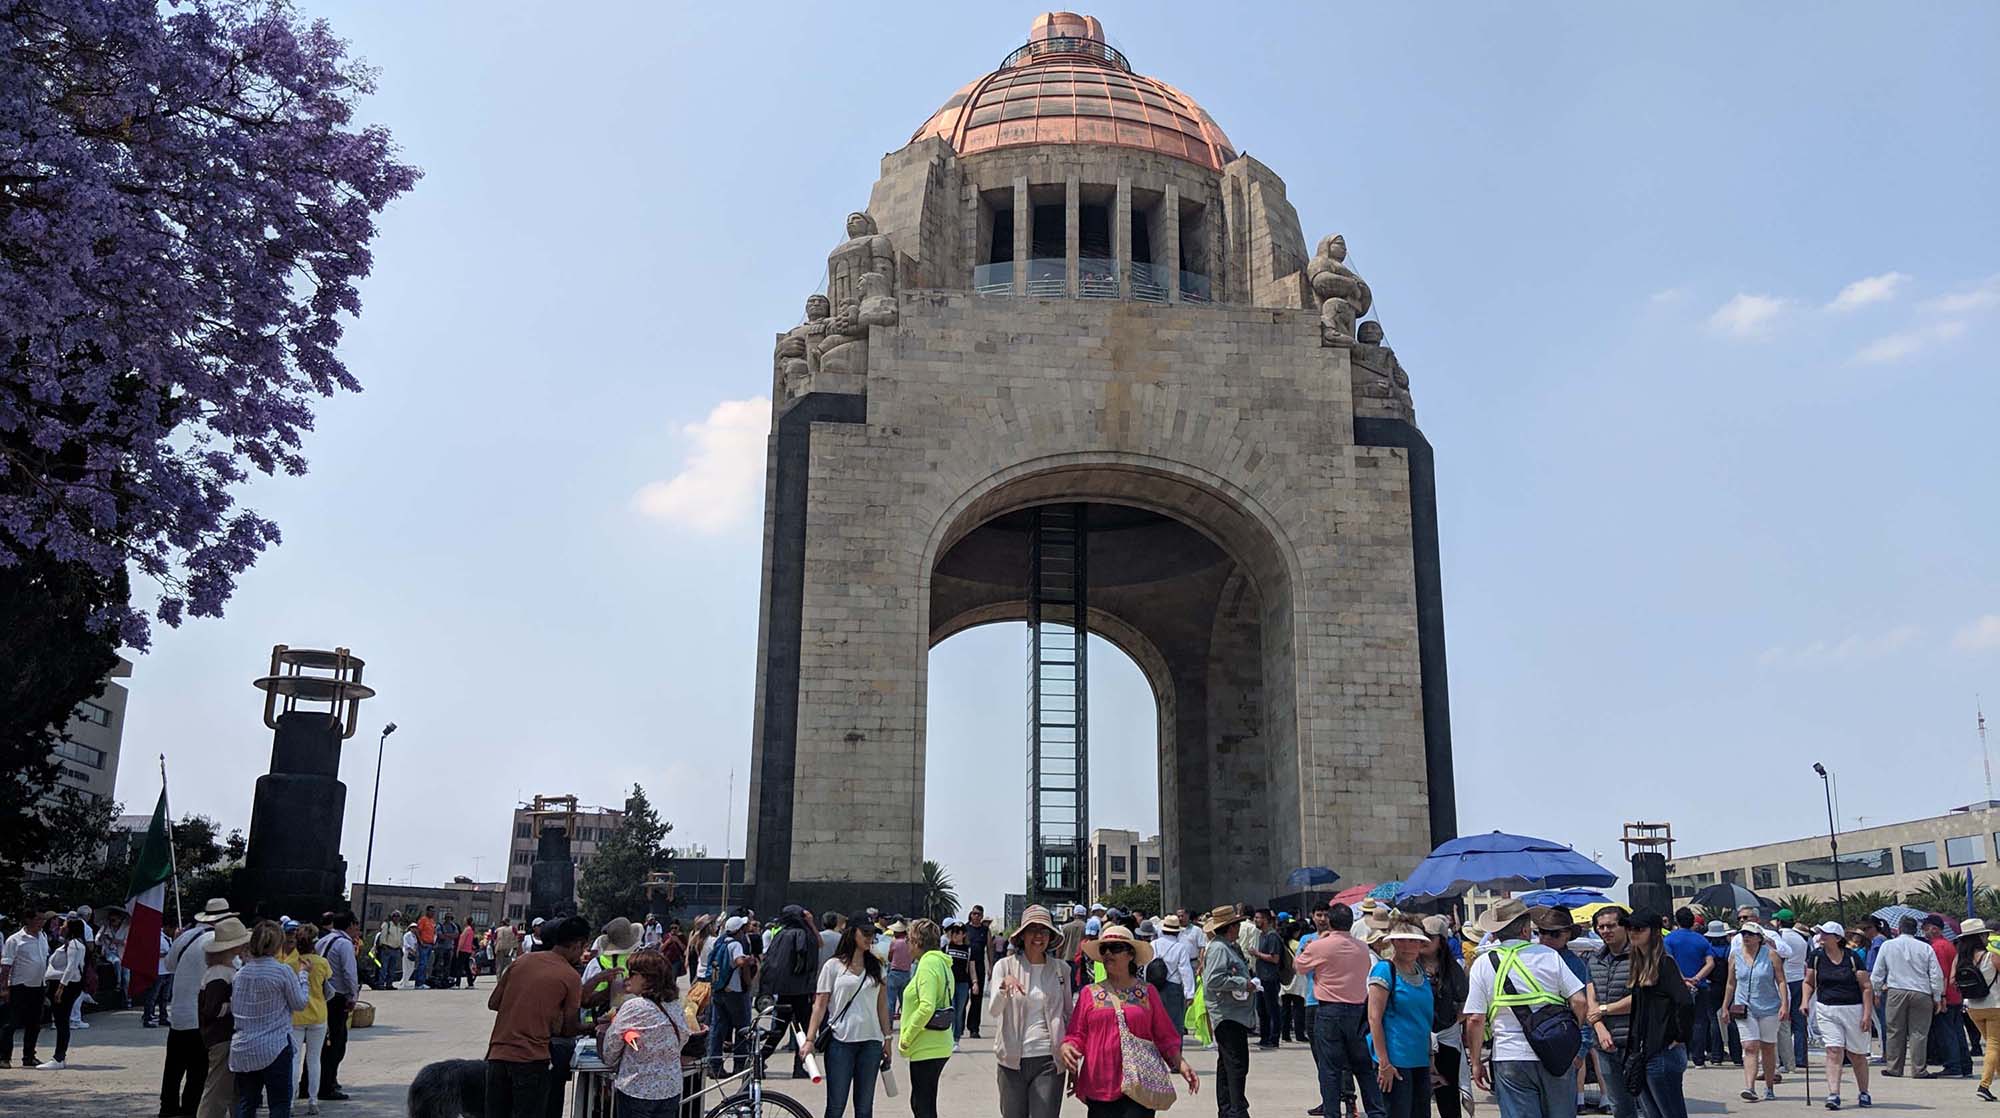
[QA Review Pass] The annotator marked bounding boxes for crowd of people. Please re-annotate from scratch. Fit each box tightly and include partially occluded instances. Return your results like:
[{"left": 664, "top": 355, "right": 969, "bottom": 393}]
[{"left": 10, "top": 889, "right": 2000, "bottom": 1118}]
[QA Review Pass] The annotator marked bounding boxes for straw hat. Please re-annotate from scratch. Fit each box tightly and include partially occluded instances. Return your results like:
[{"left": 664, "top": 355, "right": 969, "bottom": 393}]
[
  {"left": 1201, "top": 904, "right": 1242, "bottom": 935},
  {"left": 195, "top": 897, "right": 235, "bottom": 924},
  {"left": 1010, "top": 904, "right": 1059, "bottom": 943},
  {"left": 1159, "top": 914, "right": 1183, "bottom": 934},
  {"left": 1421, "top": 915, "right": 1452, "bottom": 938},
  {"left": 887, "top": 921, "right": 908, "bottom": 934},
  {"left": 205, "top": 917, "right": 252, "bottom": 953},
  {"left": 1530, "top": 906, "right": 1576, "bottom": 933},
  {"left": 1082, "top": 924, "right": 1154, "bottom": 966},
  {"left": 1384, "top": 926, "right": 1429, "bottom": 944},
  {"left": 592, "top": 916, "right": 641, "bottom": 954},
  {"left": 1959, "top": 918, "right": 1992, "bottom": 940}
]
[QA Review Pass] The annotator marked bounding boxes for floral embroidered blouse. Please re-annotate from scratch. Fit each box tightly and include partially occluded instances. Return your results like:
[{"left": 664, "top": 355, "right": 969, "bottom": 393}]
[{"left": 1061, "top": 981, "right": 1183, "bottom": 1103}]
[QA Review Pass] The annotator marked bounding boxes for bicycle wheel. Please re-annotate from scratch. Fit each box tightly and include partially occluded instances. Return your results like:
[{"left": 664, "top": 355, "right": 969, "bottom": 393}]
[{"left": 702, "top": 1088, "right": 814, "bottom": 1118}]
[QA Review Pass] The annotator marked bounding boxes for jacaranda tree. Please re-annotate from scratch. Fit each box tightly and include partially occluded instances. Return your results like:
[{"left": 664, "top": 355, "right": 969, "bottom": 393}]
[{"left": 1, "top": 0, "right": 418, "bottom": 891}]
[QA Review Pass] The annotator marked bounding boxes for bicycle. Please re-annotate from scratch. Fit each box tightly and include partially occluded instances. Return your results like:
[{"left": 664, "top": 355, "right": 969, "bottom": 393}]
[{"left": 695, "top": 1000, "right": 813, "bottom": 1118}]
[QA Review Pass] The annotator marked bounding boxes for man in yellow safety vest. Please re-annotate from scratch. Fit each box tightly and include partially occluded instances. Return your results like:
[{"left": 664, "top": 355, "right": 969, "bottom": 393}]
[{"left": 1463, "top": 896, "right": 1590, "bottom": 1118}]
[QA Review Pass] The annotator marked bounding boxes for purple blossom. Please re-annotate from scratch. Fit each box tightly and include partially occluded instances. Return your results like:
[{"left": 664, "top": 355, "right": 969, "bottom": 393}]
[{"left": 1, "top": 0, "right": 419, "bottom": 645}]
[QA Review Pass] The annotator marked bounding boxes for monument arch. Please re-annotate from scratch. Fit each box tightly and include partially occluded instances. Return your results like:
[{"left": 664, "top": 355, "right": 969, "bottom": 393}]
[{"left": 746, "top": 12, "right": 1454, "bottom": 916}]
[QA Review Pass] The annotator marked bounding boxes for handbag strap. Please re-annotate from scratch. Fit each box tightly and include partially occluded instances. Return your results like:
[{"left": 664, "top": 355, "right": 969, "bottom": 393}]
[{"left": 823, "top": 967, "right": 867, "bottom": 1033}]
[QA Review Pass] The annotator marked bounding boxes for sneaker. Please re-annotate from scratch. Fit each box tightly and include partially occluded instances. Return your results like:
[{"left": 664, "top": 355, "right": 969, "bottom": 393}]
[
  {"left": 304, "top": 1103, "right": 319, "bottom": 1116},
  {"left": 1766, "top": 1087, "right": 1777, "bottom": 1101},
  {"left": 1980, "top": 1086, "right": 1997, "bottom": 1102},
  {"left": 40, "top": 1060, "right": 65, "bottom": 1070},
  {"left": 1857, "top": 1092, "right": 1872, "bottom": 1108},
  {"left": 21, "top": 1057, "right": 40, "bottom": 1069},
  {"left": 1741, "top": 1090, "right": 1758, "bottom": 1102},
  {"left": 1308, "top": 1108, "right": 1325, "bottom": 1116},
  {"left": 952, "top": 1041, "right": 962, "bottom": 1053},
  {"left": 1825, "top": 1096, "right": 1840, "bottom": 1111},
  {"left": 72, "top": 1021, "right": 90, "bottom": 1030}
]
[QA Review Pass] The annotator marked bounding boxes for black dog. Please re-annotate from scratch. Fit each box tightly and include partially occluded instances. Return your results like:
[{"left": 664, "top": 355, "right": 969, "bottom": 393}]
[{"left": 407, "top": 1058, "right": 484, "bottom": 1117}]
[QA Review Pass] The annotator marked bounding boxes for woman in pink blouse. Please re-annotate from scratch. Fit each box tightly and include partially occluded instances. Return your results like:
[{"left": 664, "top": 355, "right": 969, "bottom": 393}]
[{"left": 1058, "top": 926, "right": 1198, "bottom": 1116}]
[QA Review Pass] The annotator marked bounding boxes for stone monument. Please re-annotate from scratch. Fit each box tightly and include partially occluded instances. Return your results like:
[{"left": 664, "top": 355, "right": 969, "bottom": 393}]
[
  {"left": 745, "top": 12, "right": 1456, "bottom": 914},
  {"left": 240, "top": 646, "right": 376, "bottom": 918}
]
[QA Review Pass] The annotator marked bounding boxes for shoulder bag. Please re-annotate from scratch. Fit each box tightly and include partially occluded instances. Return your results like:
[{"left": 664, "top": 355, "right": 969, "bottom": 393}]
[
  {"left": 1488, "top": 946, "right": 1582, "bottom": 1077},
  {"left": 1099, "top": 984, "right": 1177, "bottom": 1110},
  {"left": 923, "top": 958, "right": 956, "bottom": 1030},
  {"left": 814, "top": 967, "right": 869, "bottom": 1051}
]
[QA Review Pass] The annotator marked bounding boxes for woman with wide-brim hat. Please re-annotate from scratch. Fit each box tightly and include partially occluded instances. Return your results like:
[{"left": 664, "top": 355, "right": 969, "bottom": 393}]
[
  {"left": 195, "top": 917, "right": 253, "bottom": 1118},
  {"left": 1059, "top": 925, "right": 1197, "bottom": 1116},
  {"left": 990, "top": 904, "right": 1072, "bottom": 1118},
  {"left": 1955, "top": 917, "right": 2000, "bottom": 1101},
  {"left": 1200, "top": 905, "right": 1256, "bottom": 1118}
]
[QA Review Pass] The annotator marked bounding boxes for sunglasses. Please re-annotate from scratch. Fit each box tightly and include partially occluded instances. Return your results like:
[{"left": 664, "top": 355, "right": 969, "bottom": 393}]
[{"left": 1101, "top": 943, "right": 1134, "bottom": 955}]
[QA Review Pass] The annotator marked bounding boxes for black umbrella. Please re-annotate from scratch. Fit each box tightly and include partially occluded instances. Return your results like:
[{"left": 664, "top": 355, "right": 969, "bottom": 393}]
[{"left": 1690, "top": 882, "right": 1781, "bottom": 918}]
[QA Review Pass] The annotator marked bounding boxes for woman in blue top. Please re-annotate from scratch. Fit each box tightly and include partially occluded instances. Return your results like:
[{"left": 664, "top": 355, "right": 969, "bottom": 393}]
[
  {"left": 1368, "top": 923, "right": 1435, "bottom": 1118},
  {"left": 1723, "top": 923, "right": 1789, "bottom": 1103}
]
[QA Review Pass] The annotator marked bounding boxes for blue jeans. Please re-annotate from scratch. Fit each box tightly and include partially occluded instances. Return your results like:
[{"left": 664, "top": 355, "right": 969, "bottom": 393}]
[
  {"left": 1386, "top": 1064, "right": 1431, "bottom": 1118},
  {"left": 1314, "top": 1003, "right": 1386, "bottom": 1118},
  {"left": 886, "top": 969, "right": 911, "bottom": 1021},
  {"left": 1492, "top": 1059, "right": 1577, "bottom": 1118},
  {"left": 706, "top": 988, "right": 751, "bottom": 1074},
  {"left": 143, "top": 975, "right": 170, "bottom": 1023},
  {"left": 1935, "top": 1006, "right": 1972, "bottom": 1076},
  {"left": 235, "top": 1041, "right": 295, "bottom": 1118},
  {"left": 1637, "top": 1044, "right": 1688, "bottom": 1118},
  {"left": 950, "top": 980, "right": 971, "bottom": 1041},
  {"left": 822, "top": 1038, "right": 882, "bottom": 1118},
  {"left": 413, "top": 944, "right": 433, "bottom": 987},
  {"left": 1592, "top": 1049, "right": 1638, "bottom": 1118}
]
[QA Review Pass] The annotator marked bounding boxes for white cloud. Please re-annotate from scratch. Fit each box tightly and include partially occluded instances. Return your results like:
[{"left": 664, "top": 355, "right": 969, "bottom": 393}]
[
  {"left": 631, "top": 396, "right": 771, "bottom": 534},
  {"left": 1707, "top": 293, "right": 1789, "bottom": 339},
  {"left": 1955, "top": 615, "right": 2000, "bottom": 653},
  {"left": 1852, "top": 319, "right": 1967, "bottom": 364},
  {"left": 1758, "top": 624, "right": 1921, "bottom": 668},
  {"left": 1649, "top": 286, "right": 1688, "bottom": 305},
  {"left": 1825, "top": 271, "right": 1910, "bottom": 312},
  {"left": 1921, "top": 275, "right": 2000, "bottom": 315}
]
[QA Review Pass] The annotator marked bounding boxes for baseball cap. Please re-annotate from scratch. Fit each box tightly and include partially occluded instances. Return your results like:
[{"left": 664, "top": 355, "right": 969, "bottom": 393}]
[
  {"left": 723, "top": 915, "right": 747, "bottom": 934},
  {"left": 1815, "top": 921, "right": 1847, "bottom": 937}
]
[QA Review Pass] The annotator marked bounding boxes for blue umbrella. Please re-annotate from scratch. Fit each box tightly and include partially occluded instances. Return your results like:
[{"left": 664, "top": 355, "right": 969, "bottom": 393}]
[
  {"left": 1521, "top": 888, "right": 1612, "bottom": 909},
  {"left": 1286, "top": 866, "right": 1342, "bottom": 889},
  {"left": 1367, "top": 882, "right": 1404, "bottom": 901},
  {"left": 1396, "top": 831, "right": 1616, "bottom": 903}
]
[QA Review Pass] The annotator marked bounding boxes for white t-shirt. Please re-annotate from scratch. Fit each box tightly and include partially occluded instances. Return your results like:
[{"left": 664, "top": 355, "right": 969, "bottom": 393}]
[
  {"left": 815, "top": 958, "right": 884, "bottom": 1043},
  {"left": 50, "top": 940, "right": 87, "bottom": 984},
  {"left": 3, "top": 930, "right": 51, "bottom": 986},
  {"left": 1777, "top": 928, "right": 1810, "bottom": 982},
  {"left": 1465, "top": 939, "right": 1586, "bottom": 1064},
  {"left": 1019, "top": 961, "right": 1058, "bottom": 1058}
]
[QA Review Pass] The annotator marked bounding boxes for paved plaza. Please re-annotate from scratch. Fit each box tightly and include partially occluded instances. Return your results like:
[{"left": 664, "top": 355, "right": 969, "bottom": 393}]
[{"left": 4, "top": 991, "right": 1992, "bottom": 1117}]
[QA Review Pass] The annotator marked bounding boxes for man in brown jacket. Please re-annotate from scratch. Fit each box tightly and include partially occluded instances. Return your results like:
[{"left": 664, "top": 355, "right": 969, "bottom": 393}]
[{"left": 484, "top": 916, "right": 588, "bottom": 1118}]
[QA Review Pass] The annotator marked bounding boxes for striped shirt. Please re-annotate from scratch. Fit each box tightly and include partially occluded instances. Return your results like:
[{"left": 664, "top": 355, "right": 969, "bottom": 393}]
[{"left": 229, "top": 957, "right": 310, "bottom": 1071}]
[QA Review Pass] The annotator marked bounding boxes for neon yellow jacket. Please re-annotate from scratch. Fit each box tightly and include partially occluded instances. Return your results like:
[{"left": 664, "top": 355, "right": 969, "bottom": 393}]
[{"left": 898, "top": 948, "right": 955, "bottom": 1061}]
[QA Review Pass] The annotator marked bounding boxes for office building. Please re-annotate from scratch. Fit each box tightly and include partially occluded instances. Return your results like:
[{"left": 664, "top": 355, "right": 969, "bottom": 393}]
[
  {"left": 501, "top": 797, "right": 623, "bottom": 922},
  {"left": 1666, "top": 802, "right": 2000, "bottom": 904},
  {"left": 1089, "top": 828, "right": 1163, "bottom": 902}
]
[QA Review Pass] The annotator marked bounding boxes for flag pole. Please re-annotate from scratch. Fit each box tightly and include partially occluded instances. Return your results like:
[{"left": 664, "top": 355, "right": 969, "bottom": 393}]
[{"left": 160, "top": 754, "right": 183, "bottom": 927}]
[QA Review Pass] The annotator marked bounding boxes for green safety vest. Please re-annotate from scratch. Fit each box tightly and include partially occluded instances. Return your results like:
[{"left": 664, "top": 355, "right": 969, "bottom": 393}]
[
  {"left": 583, "top": 951, "right": 631, "bottom": 1024},
  {"left": 1482, "top": 944, "right": 1564, "bottom": 1038}
]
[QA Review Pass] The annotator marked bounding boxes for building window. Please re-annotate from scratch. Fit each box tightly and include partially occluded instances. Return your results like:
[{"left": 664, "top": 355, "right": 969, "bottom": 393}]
[
  {"left": 366, "top": 902, "right": 382, "bottom": 921},
  {"left": 515, "top": 821, "right": 532, "bottom": 839},
  {"left": 1901, "top": 841, "right": 1939, "bottom": 873},
  {"left": 507, "top": 904, "right": 523, "bottom": 919},
  {"left": 1949, "top": 835, "right": 1987, "bottom": 867},
  {"left": 1146, "top": 857, "right": 1161, "bottom": 876},
  {"left": 53, "top": 741, "right": 105, "bottom": 769},
  {"left": 72, "top": 700, "right": 111, "bottom": 727},
  {"left": 1665, "top": 872, "right": 1715, "bottom": 896},
  {"left": 1787, "top": 848, "right": 1893, "bottom": 885},
  {"left": 512, "top": 850, "right": 530, "bottom": 865},
  {"left": 1753, "top": 864, "right": 1780, "bottom": 890},
  {"left": 1109, "top": 856, "right": 1126, "bottom": 873},
  {"left": 1720, "top": 868, "right": 1745, "bottom": 886},
  {"left": 471, "top": 908, "right": 490, "bottom": 926},
  {"left": 509, "top": 876, "right": 527, "bottom": 892}
]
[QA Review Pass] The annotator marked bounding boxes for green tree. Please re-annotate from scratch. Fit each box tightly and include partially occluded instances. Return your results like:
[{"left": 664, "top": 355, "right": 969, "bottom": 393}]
[
  {"left": 1905, "top": 872, "right": 1994, "bottom": 919},
  {"left": 1098, "top": 882, "right": 1162, "bottom": 915},
  {"left": 577, "top": 785, "right": 674, "bottom": 929},
  {"left": 1843, "top": 889, "right": 1902, "bottom": 924},
  {"left": 921, "top": 860, "right": 959, "bottom": 922}
]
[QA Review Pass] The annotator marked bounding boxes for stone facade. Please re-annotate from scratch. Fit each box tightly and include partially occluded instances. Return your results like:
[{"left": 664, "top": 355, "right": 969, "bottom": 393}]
[
  {"left": 1667, "top": 803, "right": 2000, "bottom": 905},
  {"left": 746, "top": 15, "right": 1453, "bottom": 916}
]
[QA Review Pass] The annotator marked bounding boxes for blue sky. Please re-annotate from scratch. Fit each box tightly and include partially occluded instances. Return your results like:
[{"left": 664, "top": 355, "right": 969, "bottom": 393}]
[{"left": 114, "top": 4, "right": 2000, "bottom": 912}]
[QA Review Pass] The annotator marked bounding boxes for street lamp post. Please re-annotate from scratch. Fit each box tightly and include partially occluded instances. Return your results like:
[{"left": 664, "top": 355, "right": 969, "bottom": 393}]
[
  {"left": 355, "top": 722, "right": 397, "bottom": 929},
  {"left": 1814, "top": 762, "right": 1844, "bottom": 923}
]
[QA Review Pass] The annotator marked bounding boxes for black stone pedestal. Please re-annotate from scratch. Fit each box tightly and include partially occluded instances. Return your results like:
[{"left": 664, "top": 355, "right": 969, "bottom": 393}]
[{"left": 238, "top": 710, "right": 349, "bottom": 918}]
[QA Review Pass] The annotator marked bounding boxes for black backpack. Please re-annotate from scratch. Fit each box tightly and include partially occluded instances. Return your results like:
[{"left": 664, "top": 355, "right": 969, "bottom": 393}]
[
  {"left": 1145, "top": 956, "right": 1170, "bottom": 991},
  {"left": 1957, "top": 958, "right": 1992, "bottom": 1001}
]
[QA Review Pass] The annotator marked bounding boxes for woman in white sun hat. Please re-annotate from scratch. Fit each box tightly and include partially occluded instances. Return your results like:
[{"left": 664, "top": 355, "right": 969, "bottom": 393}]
[
  {"left": 1954, "top": 917, "right": 2000, "bottom": 1103},
  {"left": 1724, "top": 922, "right": 1788, "bottom": 1103},
  {"left": 1803, "top": 920, "right": 1872, "bottom": 1111}
]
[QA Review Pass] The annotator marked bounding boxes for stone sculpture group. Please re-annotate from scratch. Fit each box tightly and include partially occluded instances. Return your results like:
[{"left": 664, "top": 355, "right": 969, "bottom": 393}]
[
  {"left": 775, "top": 212, "right": 900, "bottom": 398},
  {"left": 1312, "top": 232, "right": 1412, "bottom": 419}
]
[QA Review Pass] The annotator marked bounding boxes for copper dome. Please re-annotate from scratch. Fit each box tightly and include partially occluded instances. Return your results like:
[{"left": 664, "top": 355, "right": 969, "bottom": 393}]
[{"left": 911, "top": 13, "right": 1238, "bottom": 173}]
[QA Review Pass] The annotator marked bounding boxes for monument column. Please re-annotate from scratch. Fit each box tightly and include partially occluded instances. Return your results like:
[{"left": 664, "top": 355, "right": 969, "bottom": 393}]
[
  {"left": 1012, "top": 176, "right": 1030, "bottom": 296},
  {"left": 1065, "top": 175, "right": 1080, "bottom": 298}
]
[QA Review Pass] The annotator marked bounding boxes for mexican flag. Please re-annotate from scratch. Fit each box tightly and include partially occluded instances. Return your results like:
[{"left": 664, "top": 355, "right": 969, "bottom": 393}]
[{"left": 123, "top": 790, "right": 175, "bottom": 997}]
